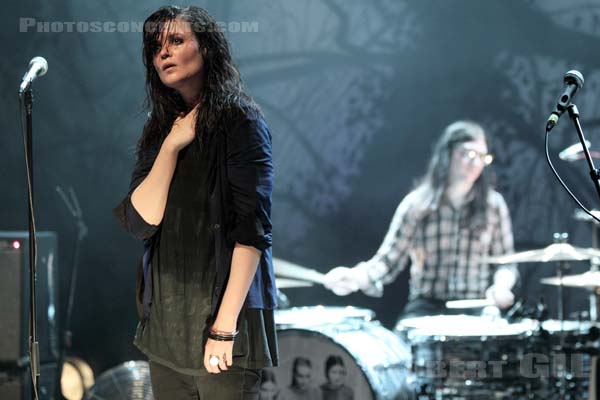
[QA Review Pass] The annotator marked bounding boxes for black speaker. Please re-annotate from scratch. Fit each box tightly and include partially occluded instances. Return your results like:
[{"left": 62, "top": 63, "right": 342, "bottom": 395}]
[
  {"left": 0, "top": 231, "right": 59, "bottom": 365},
  {"left": 0, "top": 362, "right": 59, "bottom": 400}
]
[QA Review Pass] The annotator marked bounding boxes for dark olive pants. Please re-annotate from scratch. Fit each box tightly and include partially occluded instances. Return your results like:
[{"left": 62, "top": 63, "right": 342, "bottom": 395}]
[{"left": 149, "top": 360, "right": 262, "bottom": 400}]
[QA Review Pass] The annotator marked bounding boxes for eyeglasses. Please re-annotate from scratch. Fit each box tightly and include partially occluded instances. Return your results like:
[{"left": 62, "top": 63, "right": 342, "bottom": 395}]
[{"left": 457, "top": 147, "right": 494, "bottom": 166}]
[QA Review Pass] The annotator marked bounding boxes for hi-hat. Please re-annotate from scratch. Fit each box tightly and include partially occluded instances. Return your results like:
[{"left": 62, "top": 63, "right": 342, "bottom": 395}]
[
  {"left": 541, "top": 271, "right": 600, "bottom": 289},
  {"left": 559, "top": 140, "right": 600, "bottom": 162},
  {"left": 481, "top": 243, "right": 600, "bottom": 264}
]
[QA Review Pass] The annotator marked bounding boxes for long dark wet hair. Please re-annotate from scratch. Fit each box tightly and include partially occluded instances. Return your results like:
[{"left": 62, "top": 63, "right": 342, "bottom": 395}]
[
  {"left": 414, "top": 120, "right": 492, "bottom": 225},
  {"left": 137, "top": 5, "right": 259, "bottom": 156}
]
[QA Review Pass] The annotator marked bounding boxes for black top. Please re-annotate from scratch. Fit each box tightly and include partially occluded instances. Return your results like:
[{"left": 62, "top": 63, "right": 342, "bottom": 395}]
[{"left": 114, "top": 108, "right": 278, "bottom": 374}]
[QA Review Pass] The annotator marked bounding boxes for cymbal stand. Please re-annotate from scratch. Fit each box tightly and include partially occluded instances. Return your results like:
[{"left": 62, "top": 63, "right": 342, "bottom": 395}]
[
  {"left": 589, "top": 257, "right": 600, "bottom": 322},
  {"left": 590, "top": 224, "right": 600, "bottom": 322},
  {"left": 554, "top": 260, "right": 569, "bottom": 399},
  {"left": 567, "top": 104, "right": 600, "bottom": 205},
  {"left": 552, "top": 233, "right": 569, "bottom": 331},
  {"left": 556, "top": 260, "right": 569, "bottom": 335}
]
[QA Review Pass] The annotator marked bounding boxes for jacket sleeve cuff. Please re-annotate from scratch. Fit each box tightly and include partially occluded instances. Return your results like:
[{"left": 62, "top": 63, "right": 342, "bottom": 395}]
[
  {"left": 227, "top": 214, "right": 271, "bottom": 251},
  {"left": 113, "top": 195, "right": 159, "bottom": 241}
]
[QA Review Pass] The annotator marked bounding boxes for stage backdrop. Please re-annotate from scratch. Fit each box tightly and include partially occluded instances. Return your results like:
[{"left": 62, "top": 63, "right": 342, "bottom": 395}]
[{"left": 2, "top": 0, "right": 600, "bottom": 374}]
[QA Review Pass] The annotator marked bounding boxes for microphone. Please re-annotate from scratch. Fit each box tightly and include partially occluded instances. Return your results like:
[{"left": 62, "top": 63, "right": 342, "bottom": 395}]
[
  {"left": 19, "top": 56, "right": 48, "bottom": 94},
  {"left": 546, "top": 70, "right": 584, "bottom": 132}
]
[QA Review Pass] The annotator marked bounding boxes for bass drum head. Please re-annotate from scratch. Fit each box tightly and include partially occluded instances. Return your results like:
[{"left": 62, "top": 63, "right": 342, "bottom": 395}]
[{"left": 268, "top": 309, "right": 412, "bottom": 400}]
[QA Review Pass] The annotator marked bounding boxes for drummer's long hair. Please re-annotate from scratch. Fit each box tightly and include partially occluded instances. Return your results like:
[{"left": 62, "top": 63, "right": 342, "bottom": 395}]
[{"left": 414, "top": 120, "right": 492, "bottom": 226}]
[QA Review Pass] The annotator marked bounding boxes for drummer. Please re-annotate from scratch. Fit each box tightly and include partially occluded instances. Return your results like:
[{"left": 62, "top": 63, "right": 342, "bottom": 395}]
[{"left": 324, "top": 121, "right": 518, "bottom": 317}]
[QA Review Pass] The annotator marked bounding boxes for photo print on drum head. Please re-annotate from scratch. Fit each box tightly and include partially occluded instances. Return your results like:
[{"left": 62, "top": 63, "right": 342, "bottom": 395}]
[
  {"left": 275, "top": 331, "right": 370, "bottom": 400},
  {"left": 320, "top": 355, "right": 354, "bottom": 400},
  {"left": 259, "top": 369, "right": 280, "bottom": 400},
  {"left": 260, "top": 356, "right": 356, "bottom": 400},
  {"left": 277, "top": 357, "right": 321, "bottom": 400}
]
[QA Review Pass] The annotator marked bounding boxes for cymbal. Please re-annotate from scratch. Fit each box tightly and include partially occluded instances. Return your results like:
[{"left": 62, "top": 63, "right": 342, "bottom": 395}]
[
  {"left": 541, "top": 271, "right": 600, "bottom": 289},
  {"left": 273, "top": 257, "right": 325, "bottom": 284},
  {"left": 574, "top": 209, "right": 600, "bottom": 224},
  {"left": 481, "top": 243, "right": 600, "bottom": 264},
  {"left": 558, "top": 140, "right": 595, "bottom": 162},
  {"left": 446, "top": 299, "right": 494, "bottom": 309},
  {"left": 275, "top": 277, "right": 314, "bottom": 289}
]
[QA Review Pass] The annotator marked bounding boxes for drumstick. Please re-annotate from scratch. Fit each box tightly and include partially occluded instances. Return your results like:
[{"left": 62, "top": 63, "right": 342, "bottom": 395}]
[
  {"left": 445, "top": 299, "right": 494, "bottom": 309},
  {"left": 272, "top": 257, "right": 326, "bottom": 285}
]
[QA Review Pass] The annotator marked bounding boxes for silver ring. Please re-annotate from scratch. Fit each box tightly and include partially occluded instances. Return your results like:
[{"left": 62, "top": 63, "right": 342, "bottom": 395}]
[{"left": 209, "top": 355, "right": 220, "bottom": 367}]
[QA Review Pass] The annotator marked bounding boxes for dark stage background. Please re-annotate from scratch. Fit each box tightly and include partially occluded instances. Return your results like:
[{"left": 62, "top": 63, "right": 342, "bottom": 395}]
[{"left": 3, "top": 0, "right": 600, "bottom": 375}]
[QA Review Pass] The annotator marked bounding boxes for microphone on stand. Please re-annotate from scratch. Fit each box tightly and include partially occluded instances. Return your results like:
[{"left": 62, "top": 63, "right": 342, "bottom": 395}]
[
  {"left": 546, "top": 70, "right": 584, "bottom": 132},
  {"left": 19, "top": 57, "right": 48, "bottom": 95}
]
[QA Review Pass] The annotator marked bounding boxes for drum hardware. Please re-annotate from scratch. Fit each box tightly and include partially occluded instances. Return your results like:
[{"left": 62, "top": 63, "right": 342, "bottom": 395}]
[
  {"left": 505, "top": 299, "right": 526, "bottom": 323},
  {"left": 541, "top": 269, "right": 600, "bottom": 323},
  {"left": 505, "top": 298, "right": 549, "bottom": 325},
  {"left": 485, "top": 234, "right": 590, "bottom": 346},
  {"left": 574, "top": 204, "right": 600, "bottom": 322},
  {"left": 548, "top": 233, "right": 573, "bottom": 371},
  {"left": 593, "top": 286, "right": 600, "bottom": 322}
]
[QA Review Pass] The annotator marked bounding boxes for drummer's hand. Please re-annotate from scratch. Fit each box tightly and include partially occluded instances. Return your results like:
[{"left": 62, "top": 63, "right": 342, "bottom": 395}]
[
  {"left": 485, "top": 285, "right": 515, "bottom": 309},
  {"left": 324, "top": 266, "right": 361, "bottom": 296}
]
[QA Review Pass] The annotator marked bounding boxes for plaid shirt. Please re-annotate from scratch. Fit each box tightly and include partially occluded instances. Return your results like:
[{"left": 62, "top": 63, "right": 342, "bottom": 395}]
[{"left": 360, "top": 188, "right": 516, "bottom": 301}]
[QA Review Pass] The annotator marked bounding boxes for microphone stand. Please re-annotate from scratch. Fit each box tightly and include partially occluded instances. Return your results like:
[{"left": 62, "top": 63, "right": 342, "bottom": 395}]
[
  {"left": 20, "top": 88, "right": 40, "bottom": 399},
  {"left": 55, "top": 186, "right": 88, "bottom": 397},
  {"left": 567, "top": 104, "right": 600, "bottom": 204}
]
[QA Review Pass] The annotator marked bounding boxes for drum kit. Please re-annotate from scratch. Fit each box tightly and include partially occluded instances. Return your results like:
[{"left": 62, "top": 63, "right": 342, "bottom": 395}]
[
  {"left": 80, "top": 142, "right": 600, "bottom": 400},
  {"left": 271, "top": 203, "right": 600, "bottom": 399},
  {"left": 394, "top": 234, "right": 600, "bottom": 400}
]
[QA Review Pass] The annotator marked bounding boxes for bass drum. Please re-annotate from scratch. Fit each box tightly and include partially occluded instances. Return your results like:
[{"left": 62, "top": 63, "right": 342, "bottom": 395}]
[{"left": 268, "top": 306, "right": 413, "bottom": 400}]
